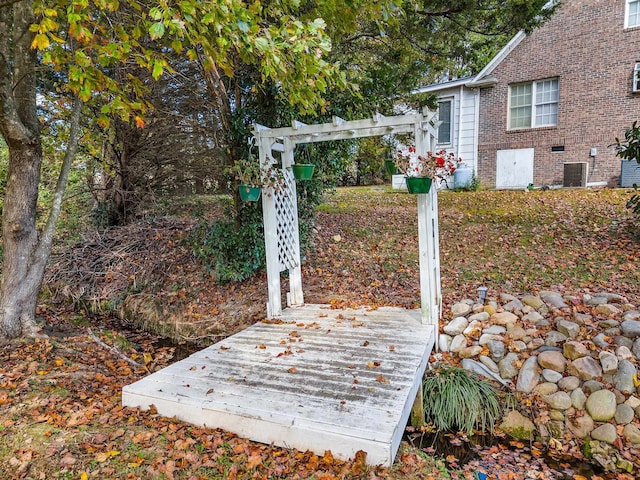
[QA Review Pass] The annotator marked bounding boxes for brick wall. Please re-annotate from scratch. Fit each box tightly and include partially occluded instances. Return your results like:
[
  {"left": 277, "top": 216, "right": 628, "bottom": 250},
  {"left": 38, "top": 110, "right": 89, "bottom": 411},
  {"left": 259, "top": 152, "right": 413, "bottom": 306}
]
[{"left": 478, "top": 0, "right": 640, "bottom": 188}]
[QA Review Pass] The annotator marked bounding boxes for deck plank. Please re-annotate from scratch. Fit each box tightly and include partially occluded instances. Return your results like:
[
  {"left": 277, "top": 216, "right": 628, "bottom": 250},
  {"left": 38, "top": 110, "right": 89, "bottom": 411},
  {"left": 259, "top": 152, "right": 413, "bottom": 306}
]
[{"left": 122, "top": 305, "right": 435, "bottom": 466}]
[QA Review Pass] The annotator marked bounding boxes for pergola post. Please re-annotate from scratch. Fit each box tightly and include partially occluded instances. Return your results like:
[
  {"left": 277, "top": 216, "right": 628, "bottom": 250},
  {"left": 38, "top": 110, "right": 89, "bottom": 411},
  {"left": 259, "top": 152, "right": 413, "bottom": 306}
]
[
  {"left": 415, "top": 111, "right": 441, "bottom": 329},
  {"left": 260, "top": 136, "right": 282, "bottom": 318}
]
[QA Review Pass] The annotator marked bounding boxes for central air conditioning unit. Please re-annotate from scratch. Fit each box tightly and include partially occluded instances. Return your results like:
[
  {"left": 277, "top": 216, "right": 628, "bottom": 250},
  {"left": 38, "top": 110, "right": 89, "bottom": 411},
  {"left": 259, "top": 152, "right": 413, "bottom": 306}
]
[{"left": 563, "top": 162, "right": 588, "bottom": 187}]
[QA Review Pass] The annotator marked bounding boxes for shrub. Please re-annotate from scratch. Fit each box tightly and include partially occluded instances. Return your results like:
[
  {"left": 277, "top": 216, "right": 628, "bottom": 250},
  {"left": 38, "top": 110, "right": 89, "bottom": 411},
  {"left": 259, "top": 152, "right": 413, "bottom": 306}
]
[
  {"left": 613, "top": 121, "right": 640, "bottom": 217},
  {"left": 422, "top": 364, "right": 501, "bottom": 435},
  {"left": 190, "top": 202, "right": 265, "bottom": 283}
]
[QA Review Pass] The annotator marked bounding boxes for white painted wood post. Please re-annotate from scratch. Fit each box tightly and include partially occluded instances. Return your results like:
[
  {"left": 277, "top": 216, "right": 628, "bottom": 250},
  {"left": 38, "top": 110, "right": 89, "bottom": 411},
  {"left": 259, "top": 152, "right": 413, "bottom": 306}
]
[
  {"left": 260, "top": 136, "right": 282, "bottom": 318},
  {"left": 283, "top": 138, "right": 304, "bottom": 306},
  {"left": 415, "top": 114, "right": 441, "bottom": 346}
]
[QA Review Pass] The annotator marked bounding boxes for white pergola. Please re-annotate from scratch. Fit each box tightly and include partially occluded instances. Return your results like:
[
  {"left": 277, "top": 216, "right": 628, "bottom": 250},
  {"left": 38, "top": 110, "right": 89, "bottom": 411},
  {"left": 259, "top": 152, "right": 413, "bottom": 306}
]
[
  {"left": 123, "top": 112, "right": 442, "bottom": 464},
  {"left": 253, "top": 110, "right": 442, "bottom": 327}
]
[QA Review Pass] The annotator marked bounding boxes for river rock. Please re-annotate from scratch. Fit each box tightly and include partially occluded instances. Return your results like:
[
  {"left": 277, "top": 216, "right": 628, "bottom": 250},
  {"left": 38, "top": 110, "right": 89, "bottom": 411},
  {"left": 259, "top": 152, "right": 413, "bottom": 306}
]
[
  {"left": 449, "top": 334, "right": 467, "bottom": 353},
  {"left": 541, "top": 291, "right": 569, "bottom": 309},
  {"left": 492, "top": 311, "right": 518, "bottom": 327},
  {"left": 522, "top": 295, "right": 545, "bottom": 310},
  {"left": 598, "top": 292, "right": 628, "bottom": 303},
  {"left": 622, "top": 310, "right": 640, "bottom": 322},
  {"left": 621, "top": 319, "right": 640, "bottom": 338},
  {"left": 487, "top": 340, "right": 506, "bottom": 360},
  {"left": 623, "top": 424, "right": 640, "bottom": 444},
  {"left": 616, "top": 345, "right": 634, "bottom": 360},
  {"left": 563, "top": 341, "right": 588, "bottom": 359},
  {"left": 463, "top": 320, "right": 483, "bottom": 338},
  {"left": 527, "top": 338, "right": 545, "bottom": 350},
  {"left": 601, "top": 319, "right": 621, "bottom": 328},
  {"left": 542, "top": 391, "right": 571, "bottom": 410},
  {"left": 458, "top": 345, "right": 483, "bottom": 358},
  {"left": 625, "top": 396, "right": 640, "bottom": 410},
  {"left": 558, "top": 376, "right": 581, "bottom": 391},
  {"left": 500, "top": 410, "right": 536, "bottom": 440},
  {"left": 469, "top": 311, "right": 490, "bottom": 323},
  {"left": 613, "top": 359, "right": 637, "bottom": 393},
  {"left": 615, "top": 404, "right": 635, "bottom": 424},
  {"left": 451, "top": 302, "right": 472, "bottom": 317},
  {"left": 507, "top": 326, "right": 527, "bottom": 341},
  {"left": 633, "top": 338, "right": 640, "bottom": 359},
  {"left": 592, "top": 333, "right": 610, "bottom": 349},
  {"left": 503, "top": 299, "right": 524, "bottom": 312},
  {"left": 587, "top": 295, "right": 609, "bottom": 305},
  {"left": 484, "top": 304, "right": 497, "bottom": 315},
  {"left": 544, "top": 331, "right": 567, "bottom": 347},
  {"left": 523, "top": 311, "right": 545, "bottom": 324},
  {"left": 516, "top": 356, "right": 540, "bottom": 393},
  {"left": 613, "top": 335, "right": 633, "bottom": 348},
  {"left": 483, "top": 324, "right": 506, "bottom": 335},
  {"left": 461, "top": 358, "right": 510, "bottom": 387},
  {"left": 599, "top": 351, "right": 618, "bottom": 374},
  {"left": 596, "top": 304, "right": 621, "bottom": 316},
  {"left": 479, "top": 355, "right": 499, "bottom": 373},
  {"left": 479, "top": 333, "right": 504, "bottom": 345},
  {"left": 542, "top": 369, "right": 563, "bottom": 383},
  {"left": 538, "top": 351, "right": 567, "bottom": 372},
  {"left": 535, "top": 382, "right": 558, "bottom": 395},
  {"left": 566, "top": 414, "right": 594, "bottom": 439},
  {"left": 498, "top": 352, "right": 519, "bottom": 379},
  {"left": 586, "top": 390, "right": 617, "bottom": 421},
  {"left": 443, "top": 317, "right": 468, "bottom": 335},
  {"left": 582, "top": 380, "right": 604, "bottom": 394},
  {"left": 569, "top": 356, "right": 602, "bottom": 381},
  {"left": 438, "top": 334, "right": 452, "bottom": 352},
  {"left": 591, "top": 423, "right": 618, "bottom": 444},
  {"left": 573, "top": 312, "right": 592, "bottom": 325},
  {"left": 549, "top": 410, "right": 565, "bottom": 421},
  {"left": 557, "top": 320, "right": 580, "bottom": 339},
  {"left": 571, "top": 388, "right": 587, "bottom": 410}
]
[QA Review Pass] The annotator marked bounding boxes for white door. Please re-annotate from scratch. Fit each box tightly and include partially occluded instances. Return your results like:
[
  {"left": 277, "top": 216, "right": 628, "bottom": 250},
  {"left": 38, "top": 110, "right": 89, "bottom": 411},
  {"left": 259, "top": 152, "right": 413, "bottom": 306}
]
[{"left": 496, "top": 148, "right": 534, "bottom": 189}]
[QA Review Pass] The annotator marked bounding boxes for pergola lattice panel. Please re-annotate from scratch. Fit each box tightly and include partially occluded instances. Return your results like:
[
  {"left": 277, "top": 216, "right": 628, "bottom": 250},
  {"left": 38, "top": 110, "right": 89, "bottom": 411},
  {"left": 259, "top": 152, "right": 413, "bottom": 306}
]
[{"left": 275, "top": 170, "right": 299, "bottom": 272}]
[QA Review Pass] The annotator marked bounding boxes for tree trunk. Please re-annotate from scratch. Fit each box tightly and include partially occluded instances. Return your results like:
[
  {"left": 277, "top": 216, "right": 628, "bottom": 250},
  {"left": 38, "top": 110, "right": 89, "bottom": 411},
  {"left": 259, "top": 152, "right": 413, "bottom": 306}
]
[{"left": 0, "top": 143, "right": 44, "bottom": 338}]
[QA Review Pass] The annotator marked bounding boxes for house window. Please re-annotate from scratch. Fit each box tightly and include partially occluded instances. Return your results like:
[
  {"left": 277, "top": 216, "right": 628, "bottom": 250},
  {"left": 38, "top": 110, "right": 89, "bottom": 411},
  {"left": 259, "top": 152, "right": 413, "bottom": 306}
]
[
  {"left": 626, "top": 0, "right": 640, "bottom": 28},
  {"left": 437, "top": 99, "right": 452, "bottom": 144},
  {"left": 634, "top": 62, "right": 640, "bottom": 92},
  {"left": 508, "top": 78, "right": 559, "bottom": 130}
]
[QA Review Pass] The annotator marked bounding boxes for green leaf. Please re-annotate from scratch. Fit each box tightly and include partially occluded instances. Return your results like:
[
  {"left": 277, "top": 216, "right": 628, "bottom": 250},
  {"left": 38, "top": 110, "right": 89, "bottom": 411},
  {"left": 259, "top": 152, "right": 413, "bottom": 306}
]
[
  {"left": 149, "top": 22, "right": 165, "bottom": 40},
  {"left": 254, "top": 37, "right": 269, "bottom": 51},
  {"left": 152, "top": 60, "right": 163, "bottom": 79}
]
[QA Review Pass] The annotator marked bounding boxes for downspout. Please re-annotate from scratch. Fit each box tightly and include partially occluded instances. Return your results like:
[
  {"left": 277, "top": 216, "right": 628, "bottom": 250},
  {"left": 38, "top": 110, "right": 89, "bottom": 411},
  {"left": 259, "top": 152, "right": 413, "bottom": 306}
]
[{"left": 457, "top": 85, "right": 463, "bottom": 158}]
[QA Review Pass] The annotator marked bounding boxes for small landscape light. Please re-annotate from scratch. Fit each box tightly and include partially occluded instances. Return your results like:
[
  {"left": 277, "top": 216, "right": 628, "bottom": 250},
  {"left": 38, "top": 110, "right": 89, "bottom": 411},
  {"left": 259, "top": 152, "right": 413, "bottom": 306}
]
[{"left": 477, "top": 286, "right": 488, "bottom": 304}]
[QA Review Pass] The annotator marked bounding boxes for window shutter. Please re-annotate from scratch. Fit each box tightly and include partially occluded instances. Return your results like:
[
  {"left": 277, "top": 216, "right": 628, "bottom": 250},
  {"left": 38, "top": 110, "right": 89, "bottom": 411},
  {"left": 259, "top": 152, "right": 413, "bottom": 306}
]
[{"left": 634, "top": 63, "right": 640, "bottom": 93}]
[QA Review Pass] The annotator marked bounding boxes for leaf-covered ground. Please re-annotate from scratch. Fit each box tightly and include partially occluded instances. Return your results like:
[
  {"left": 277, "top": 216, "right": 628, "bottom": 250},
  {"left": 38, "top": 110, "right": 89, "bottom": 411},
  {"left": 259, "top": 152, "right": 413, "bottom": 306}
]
[{"left": 2, "top": 186, "right": 639, "bottom": 479}]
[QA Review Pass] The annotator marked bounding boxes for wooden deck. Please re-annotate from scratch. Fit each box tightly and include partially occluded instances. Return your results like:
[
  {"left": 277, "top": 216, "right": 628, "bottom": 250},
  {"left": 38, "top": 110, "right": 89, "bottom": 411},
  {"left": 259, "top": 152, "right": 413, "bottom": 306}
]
[{"left": 121, "top": 304, "right": 435, "bottom": 466}]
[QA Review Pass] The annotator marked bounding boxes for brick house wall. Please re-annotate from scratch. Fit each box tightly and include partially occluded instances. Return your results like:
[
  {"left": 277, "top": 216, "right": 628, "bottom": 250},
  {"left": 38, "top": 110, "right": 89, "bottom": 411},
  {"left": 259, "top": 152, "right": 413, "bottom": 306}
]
[{"left": 477, "top": 0, "right": 640, "bottom": 188}]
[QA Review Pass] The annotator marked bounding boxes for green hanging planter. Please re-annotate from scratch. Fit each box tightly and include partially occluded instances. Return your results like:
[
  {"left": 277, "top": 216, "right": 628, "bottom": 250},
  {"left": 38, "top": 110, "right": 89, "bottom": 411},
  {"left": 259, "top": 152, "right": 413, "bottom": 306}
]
[
  {"left": 292, "top": 164, "right": 315, "bottom": 180},
  {"left": 384, "top": 160, "right": 397, "bottom": 175},
  {"left": 405, "top": 176, "right": 432, "bottom": 194},
  {"left": 238, "top": 184, "right": 261, "bottom": 202}
]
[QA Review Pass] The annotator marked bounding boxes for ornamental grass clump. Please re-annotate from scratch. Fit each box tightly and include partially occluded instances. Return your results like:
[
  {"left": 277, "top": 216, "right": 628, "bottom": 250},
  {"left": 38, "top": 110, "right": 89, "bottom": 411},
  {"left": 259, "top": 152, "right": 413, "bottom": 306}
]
[{"left": 422, "top": 364, "right": 501, "bottom": 435}]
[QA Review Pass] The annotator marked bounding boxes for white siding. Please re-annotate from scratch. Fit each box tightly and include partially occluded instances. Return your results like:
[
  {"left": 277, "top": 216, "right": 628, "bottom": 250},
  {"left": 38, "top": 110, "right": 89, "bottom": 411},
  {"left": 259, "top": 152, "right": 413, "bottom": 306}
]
[
  {"left": 457, "top": 88, "right": 478, "bottom": 171},
  {"left": 435, "top": 86, "right": 478, "bottom": 176}
]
